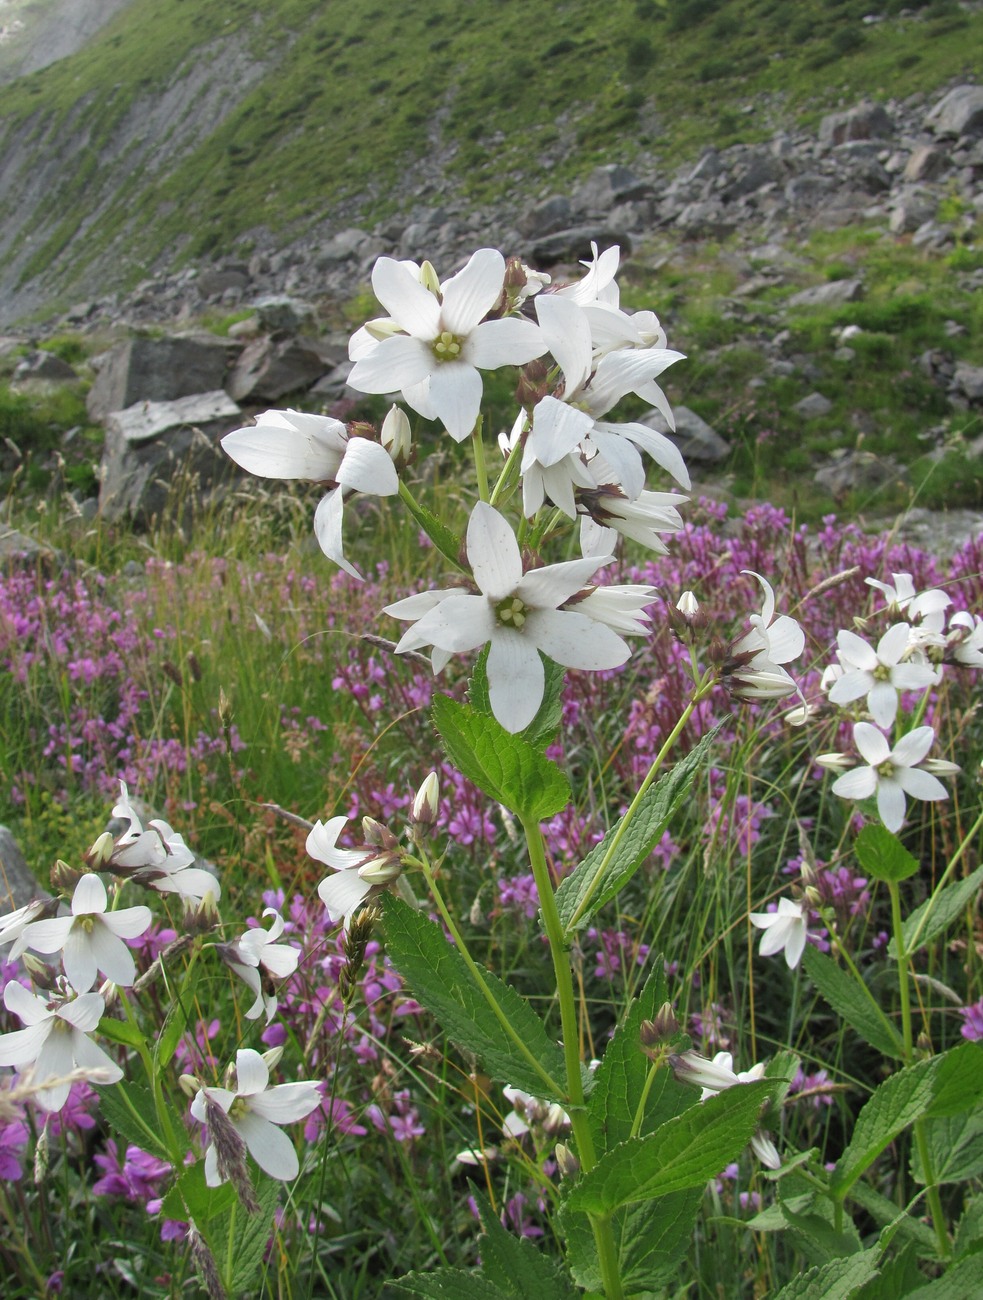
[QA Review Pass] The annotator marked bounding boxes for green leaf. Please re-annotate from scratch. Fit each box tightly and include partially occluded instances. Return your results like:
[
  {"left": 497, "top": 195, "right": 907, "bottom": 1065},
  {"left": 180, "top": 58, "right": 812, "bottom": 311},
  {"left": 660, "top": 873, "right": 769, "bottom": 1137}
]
[
  {"left": 556, "top": 726, "right": 718, "bottom": 936},
  {"left": 557, "top": 1192, "right": 701, "bottom": 1295},
  {"left": 892, "top": 862, "right": 983, "bottom": 959},
  {"left": 903, "top": 1255, "right": 983, "bottom": 1299},
  {"left": 381, "top": 894, "right": 569, "bottom": 1102},
  {"left": 586, "top": 962, "right": 687, "bottom": 1154},
  {"left": 97, "top": 1015, "right": 148, "bottom": 1050},
  {"left": 96, "top": 1081, "right": 171, "bottom": 1160},
  {"left": 154, "top": 997, "right": 191, "bottom": 1072},
  {"left": 431, "top": 693, "right": 571, "bottom": 820},
  {"left": 160, "top": 1159, "right": 235, "bottom": 1224},
  {"left": 564, "top": 1080, "right": 773, "bottom": 1215},
  {"left": 846, "top": 1181, "right": 937, "bottom": 1257},
  {"left": 779, "top": 1198, "right": 863, "bottom": 1266},
  {"left": 954, "top": 1194, "right": 983, "bottom": 1260},
  {"left": 854, "top": 1242, "right": 924, "bottom": 1300},
  {"left": 911, "top": 1110, "right": 983, "bottom": 1185},
  {"left": 472, "top": 1194, "right": 572, "bottom": 1298},
  {"left": 398, "top": 490, "right": 462, "bottom": 570},
  {"left": 224, "top": 1176, "right": 281, "bottom": 1295},
  {"left": 772, "top": 1250, "right": 880, "bottom": 1300},
  {"left": 468, "top": 647, "right": 565, "bottom": 751},
  {"left": 854, "top": 824, "right": 919, "bottom": 883},
  {"left": 803, "top": 946, "right": 905, "bottom": 1059},
  {"left": 832, "top": 1044, "right": 983, "bottom": 1197}
]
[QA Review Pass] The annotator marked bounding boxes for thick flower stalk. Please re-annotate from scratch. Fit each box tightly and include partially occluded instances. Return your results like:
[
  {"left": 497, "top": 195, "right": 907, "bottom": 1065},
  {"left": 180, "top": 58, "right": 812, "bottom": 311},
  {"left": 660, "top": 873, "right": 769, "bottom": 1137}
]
[{"left": 384, "top": 500, "right": 657, "bottom": 732}]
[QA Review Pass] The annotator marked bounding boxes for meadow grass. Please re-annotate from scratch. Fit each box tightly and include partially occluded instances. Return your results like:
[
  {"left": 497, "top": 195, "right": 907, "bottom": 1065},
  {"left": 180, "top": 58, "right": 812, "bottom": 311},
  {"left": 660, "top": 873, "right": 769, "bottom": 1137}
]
[{"left": 0, "top": 474, "right": 980, "bottom": 1295}]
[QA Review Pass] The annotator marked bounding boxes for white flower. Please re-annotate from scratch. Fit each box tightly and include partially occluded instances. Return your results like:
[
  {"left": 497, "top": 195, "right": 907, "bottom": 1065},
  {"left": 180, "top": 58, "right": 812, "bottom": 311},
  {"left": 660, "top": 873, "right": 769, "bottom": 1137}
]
[
  {"left": 670, "top": 1048, "right": 742, "bottom": 1091},
  {"left": 190, "top": 1048, "right": 320, "bottom": 1185},
  {"left": 570, "top": 585, "right": 658, "bottom": 636},
  {"left": 501, "top": 1085, "right": 569, "bottom": 1138},
  {"left": 0, "top": 899, "right": 59, "bottom": 952},
  {"left": 578, "top": 483, "right": 687, "bottom": 558},
  {"left": 698, "top": 1052, "right": 781, "bottom": 1169},
  {"left": 827, "top": 623, "right": 940, "bottom": 728},
  {"left": 221, "top": 909, "right": 299, "bottom": 1024},
  {"left": 347, "top": 250, "right": 546, "bottom": 441},
  {"left": 0, "top": 983, "right": 122, "bottom": 1112},
  {"left": 749, "top": 897, "right": 809, "bottom": 969},
  {"left": 17, "top": 874, "right": 152, "bottom": 992},
  {"left": 830, "top": 722, "right": 954, "bottom": 833},
  {"left": 726, "top": 571, "right": 804, "bottom": 700},
  {"left": 947, "top": 611, "right": 983, "bottom": 668},
  {"left": 221, "top": 409, "right": 398, "bottom": 579},
  {"left": 383, "top": 501, "right": 648, "bottom": 733},
  {"left": 309, "top": 817, "right": 402, "bottom": 928},
  {"left": 555, "top": 242, "right": 622, "bottom": 308},
  {"left": 110, "top": 781, "right": 220, "bottom": 904},
  {"left": 866, "top": 573, "right": 950, "bottom": 631},
  {"left": 533, "top": 295, "right": 688, "bottom": 494}
]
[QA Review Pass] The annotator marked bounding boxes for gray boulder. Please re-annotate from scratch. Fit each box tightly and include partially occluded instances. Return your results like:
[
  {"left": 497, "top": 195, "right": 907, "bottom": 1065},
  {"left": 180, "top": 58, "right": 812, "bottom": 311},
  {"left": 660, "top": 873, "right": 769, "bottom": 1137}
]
[
  {"left": 794, "top": 392, "right": 833, "bottom": 420},
  {"left": 903, "top": 144, "right": 949, "bottom": 183},
  {"left": 925, "top": 85, "right": 983, "bottom": 139},
  {"left": 99, "top": 392, "right": 242, "bottom": 524},
  {"left": 818, "top": 102, "right": 893, "bottom": 147},
  {"left": 13, "top": 350, "right": 79, "bottom": 381},
  {"left": 0, "top": 825, "right": 49, "bottom": 909},
  {"left": 814, "top": 450, "right": 907, "bottom": 497},
  {"left": 526, "top": 226, "right": 631, "bottom": 266},
  {"left": 517, "top": 195, "right": 574, "bottom": 238},
  {"left": 251, "top": 295, "right": 317, "bottom": 334},
  {"left": 87, "top": 334, "right": 235, "bottom": 422},
  {"left": 225, "top": 335, "right": 331, "bottom": 402},
  {"left": 639, "top": 405, "right": 729, "bottom": 464},
  {"left": 572, "top": 165, "right": 651, "bottom": 213},
  {"left": 952, "top": 363, "right": 983, "bottom": 404},
  {"left": 787, "top": 280, "right": 864, "bottom": 308}
]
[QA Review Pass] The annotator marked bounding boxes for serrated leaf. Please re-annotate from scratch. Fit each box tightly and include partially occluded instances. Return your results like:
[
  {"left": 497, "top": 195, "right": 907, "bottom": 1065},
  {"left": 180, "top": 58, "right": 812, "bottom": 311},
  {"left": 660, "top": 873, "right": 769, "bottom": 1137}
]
[
  {"left": 154, "top": 997, "right": 191, "bottom": 1072},
  {"left": 160, "top": 1158, "right": 235, "bottom": 1225},
  {"left": 847, "top": 1181, "right": 937, "bottom": 1257},
  {"left": 903, "top": 1255, "right": 983, "bottom": 1299},
  {"left": 398, "top": 491, "right": 462, "bottom": 570},
  {"left": 389, "top": 1272, "right": 514, "bottom": 1299},
  {"left": 468, "top": 647, "right": 565, "bottom": 752},
  {"left": 225, "top": 1177, "right": 281, "bottom": 1295},
  {"left": 954, "top": 1193, "right": 983, "bottom": 1260},
  {"left": 832, "top": 1044, "right": 983, "bottom": 1197},
  {"left": 556, "top": 726, "right": 718, "bottom": 936},
  {"left": 765, "top": 1049, "right": 803, "bottom": 1111},
  {"left": 472, "top": 1194, "right": 572, "bottom": 1298},
  {"left": 586, "top": 963, "right": 686, "bottom": 1154},
  {"left": 911, "top": 1111, "right": 983, "bottom": 1185},
  {"left": 854, "top": 824, "right": 919, "bottom": 883},
  {"left": 772, "top": 1249, "right": 880, "bottom": 1300},
  {"left": 564, "top": 1080, "right": 772, "bottom": 1215},
  {"left": 381, "top": 894, "right": 568, "bottom": 1102},
  {"left": 892, "top": 862, "right": 983, "bottom": 959},
  {"left": 854, "top": 1242, "right": 924, "bottom": 1300},
  {"left": 803, "top": 946, "right": 905, "bottom": 1059},
  {"left": 96, "top": 1081, "right": 171, "bottom": 1160},
  {"left": 780, "top": 1200, "right": 862, "bottom": 1266},
  {"left": 431, "top": 693, "right": 570, "bottom": 820},
  {"left": 557, "top": 1191, "right": 700, "bottom": 1294}
]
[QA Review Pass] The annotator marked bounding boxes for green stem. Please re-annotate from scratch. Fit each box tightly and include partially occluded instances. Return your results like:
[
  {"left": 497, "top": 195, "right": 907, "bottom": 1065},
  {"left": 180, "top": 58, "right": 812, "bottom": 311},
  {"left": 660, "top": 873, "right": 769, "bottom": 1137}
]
[
  {"left": 117, "top": 989, "right": 185, "bottom": 1168},
  {"left": 522, "top": 815, "right": 624, "bottom": 1300},
  {"left": 418, "top": 859, "right": 564, "bottom": 1100},
  {"left": 888, "top": 880, "right": 950, "bottom": 1259},
  {"left": 905, "top": 804, "right": 983, "bottom": 955},
  {"left": 471, "top": 417, "right": 489, "bottom": 502},
  {"left": 565, "top": 686, "right": 708, "bottom": 935},
  {"left": 630, "top": 1062, "right": 660, "bottom": 1141},
  {"left": 826, "top": 921, "right": 905, "bottom": 1057},
  {"left": 489, "top": 433, "right": 523, "bottom": 508}
]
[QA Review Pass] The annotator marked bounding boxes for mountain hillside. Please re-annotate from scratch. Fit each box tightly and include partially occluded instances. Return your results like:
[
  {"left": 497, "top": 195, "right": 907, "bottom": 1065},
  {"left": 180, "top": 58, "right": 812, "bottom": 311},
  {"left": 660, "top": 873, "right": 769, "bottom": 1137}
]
[{"left": 0, "top": 0, "right": 981, "bottom": 323}]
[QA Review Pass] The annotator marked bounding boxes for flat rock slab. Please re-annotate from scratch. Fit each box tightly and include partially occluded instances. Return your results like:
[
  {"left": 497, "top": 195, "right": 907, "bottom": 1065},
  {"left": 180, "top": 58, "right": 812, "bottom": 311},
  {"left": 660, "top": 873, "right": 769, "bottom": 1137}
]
[{"left": 107, "top": 391, "right": 241, "bottom": 446}]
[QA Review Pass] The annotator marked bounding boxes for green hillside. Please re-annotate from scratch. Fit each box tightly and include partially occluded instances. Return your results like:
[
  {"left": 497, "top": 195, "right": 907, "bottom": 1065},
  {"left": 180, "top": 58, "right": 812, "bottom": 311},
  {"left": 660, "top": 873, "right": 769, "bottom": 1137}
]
[{"left": 0, "top": 0, "right": 980, "bottom": 311}]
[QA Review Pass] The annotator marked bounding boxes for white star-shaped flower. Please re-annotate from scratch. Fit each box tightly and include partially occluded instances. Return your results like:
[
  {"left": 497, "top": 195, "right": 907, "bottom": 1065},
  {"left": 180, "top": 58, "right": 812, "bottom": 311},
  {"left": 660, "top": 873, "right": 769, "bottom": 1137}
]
[
  {"left": 309, "top": 817, "right": 403, "bottom": 929},
  {"left": 18, "top": 874, "right": 152, "bottom": 992},
  {"left": 190, "top": 1048, "right": 320, "bottom": 1185},
  {"left": 383, "top": 501, "right": 649, "bottom": 733},
  {"left": 109, "top": 781, "right": 220, "bottom": 904},
  {"left": 221, "top": 409, "right": 398, "bottom": 579},
  {"left": 726, "top": 571, "right": 804, "bottom": 700},
  {"left": 347, "top": 250, "right": 546, "bottom": 441},
  {"left": 827, "top": 623, "right": 940, "bottom": 728},
  {"left": 829, "top": 722, "right": 953, "bottom": 833},
  {"left": 749, "top": 896, "right": 809, "bottom": 969},
  {"left": 221, "top": 909, "right": 299, "bottom": 1024},
  {"left": 0, "top": 983, "right": 122, "bottom": 1112}
]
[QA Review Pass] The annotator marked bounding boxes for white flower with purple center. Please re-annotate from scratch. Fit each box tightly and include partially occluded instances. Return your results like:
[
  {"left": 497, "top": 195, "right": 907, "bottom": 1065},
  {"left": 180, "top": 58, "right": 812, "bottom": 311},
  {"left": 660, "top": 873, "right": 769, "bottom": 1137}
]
[
  {"left": 384, "top": 501, "right": 652, "bottom": 733},
  {"left": 347, "top": 249, "right": 546, "bottom": 442},
  {"left": 17, "top": 874, "right": 152, "bottom": 992},
  {"left": 0, "top": 983, "right": 122, "bottom": 1112},
  {"left": 189, "top": 1048, "right": 321, "bottom": 1185},
  {"left": 221, "top": 409, "right": 398, "bottom": 579}
]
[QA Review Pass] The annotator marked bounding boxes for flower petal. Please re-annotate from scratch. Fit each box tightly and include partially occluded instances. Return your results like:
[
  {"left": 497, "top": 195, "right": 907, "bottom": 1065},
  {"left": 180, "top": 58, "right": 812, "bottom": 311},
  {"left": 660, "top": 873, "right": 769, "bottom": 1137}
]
[
  {"left": 468, "top": 502, "right": 522, "bottom": 600},
  {"left": 221, "top": 414, "right": 346, "bottom": 481},
  {"left": 348, "top": 334, "right": 434, "bottom": 395},
  {"left": 535, "top": 295, "right": 594, "bottom": 394},
  {"left": 237, "top": 1112, "right": 300, "bottom": 1180},
  {"left": 72, "top": 874, "right": 108, "bottom": 916},
  {"left": 234, "top": 1049, "right": 271, "bottom": 1097},
  {"left": 853, "top": 723, "right": 890, "bottom": 766},
  {"left": 248, "top": 1081, "right": 321, "bottom": 1125},
  {"left": 371, "top": 258, "right": 441, "bottom": 338},
  {"left": 318, "top": 869, "right": 372, "bottom": 924},
  {"left": 523, "top": 608, "right": 630, "bottom": 670},
  {"left": 335, "top": 439, "right": 398, "bottom": 496},
  {"left": 439, "top": 249, "right": 505, "bottom": 335},
  {"left": 465, "top": 317, "right": 545, "bottom": 369},
  {"left": 428, "top": 361, "right": 483, "bottom": 441},
  {"left": 486, "top": 629, "right": 545, "bottom": 733}
]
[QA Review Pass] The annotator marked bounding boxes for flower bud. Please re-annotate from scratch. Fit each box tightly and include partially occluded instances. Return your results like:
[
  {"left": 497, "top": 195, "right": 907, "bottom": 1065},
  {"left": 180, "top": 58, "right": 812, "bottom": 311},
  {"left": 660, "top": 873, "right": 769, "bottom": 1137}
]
[
  {"left": 361, "top": 817, "right": 399, "bottom": 851},
  {"left": 50, "top": 859, "right": 83, "bottom": 893},
  {"left": 22, "top": 952, "right": 59, "bottom": 991},
  {"left": 543, "top": 1103, "right": 571, "bottom": 1137},
  {"left": 641, "top": 1002, "right": 680, "bottom": 1052},
  {"left": 357, "top": 853, "right": 403, "bottom": 886},
  {"left": 676, "top": 591, "right": 699, "bottom": 619},
  {"left": 515, "top": 359, "right": 550, "bottom": 408},
  {"left": 669, "top": 1049, "right": 741, "bottom": 1092},
  {"left": 410, "top": 772, "right": 440, "bottom": 828},
  {"left": 419, "top": 260, "right": 440, "bottom": 295},
  {"left": 85, "top": 831, "right": 116, "bottom": 870},
  {"left": 554, "top": 1142, "right": 580, "bottom": 1178},
  {"left": 262, "top": 1045, "right": 284, "bottom": 1072},
  {"left": 380, "top": 405, "right": 412, "bottom": 466}
]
